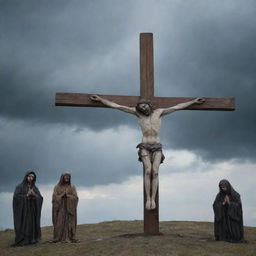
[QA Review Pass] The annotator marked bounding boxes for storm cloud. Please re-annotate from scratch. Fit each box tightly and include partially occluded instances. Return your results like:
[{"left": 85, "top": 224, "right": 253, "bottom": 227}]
[{"left": 1, "top": 0, "right": 256, "bottom": 190}]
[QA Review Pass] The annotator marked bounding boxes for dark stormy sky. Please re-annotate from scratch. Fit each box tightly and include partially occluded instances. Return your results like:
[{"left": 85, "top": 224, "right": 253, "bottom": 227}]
[{"left": 1, "top": 0, "right": 256, "bottom": 229}]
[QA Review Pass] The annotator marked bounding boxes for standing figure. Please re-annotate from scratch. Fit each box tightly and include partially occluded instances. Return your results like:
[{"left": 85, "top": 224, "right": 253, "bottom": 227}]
[
  {"left": 213, "top": 179, "right": 244, "bottom": 242},
  {"left": 12, "top": 171, "right": 43, "bottom": 246},
  {"left": 52, "top": 172, "right": 78, "bottom": 243},
  {"left": 90, "top": 95, "right": 205, "bottom": 210}
]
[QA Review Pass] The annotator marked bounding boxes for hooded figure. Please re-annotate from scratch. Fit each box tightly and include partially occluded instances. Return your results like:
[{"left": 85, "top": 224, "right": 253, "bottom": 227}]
[
  {"left": 213, "top": 179, "right": 244, "bottom": 243},
  {"left": 12, "top": 171, "right": 43, "bottom": 246},
  {"left": 52, "top": 172, "right": 78, "bottom": 242}
]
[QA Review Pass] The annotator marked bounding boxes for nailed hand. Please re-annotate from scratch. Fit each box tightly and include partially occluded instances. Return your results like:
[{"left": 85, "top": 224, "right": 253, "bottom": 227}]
[{"left": 90, "top": 95, "right": 101, "bottom": 102}]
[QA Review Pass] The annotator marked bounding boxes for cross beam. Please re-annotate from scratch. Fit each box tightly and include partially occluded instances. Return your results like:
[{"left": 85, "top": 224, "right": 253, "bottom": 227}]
[
  {"left": 55, "top": 33, "right": 235, "bottom": 235},
  {"left": 56, "top": 93, "right": 234, "bottom": 111}
]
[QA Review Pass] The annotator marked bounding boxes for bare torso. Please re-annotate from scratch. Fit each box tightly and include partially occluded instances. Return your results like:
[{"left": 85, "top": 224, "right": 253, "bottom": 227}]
[
  {"left": 90, "top": 94, "right": 205, "bottom": 210},
  {"left": 137, "top": 109, "right": 162, "bottom": 144}
]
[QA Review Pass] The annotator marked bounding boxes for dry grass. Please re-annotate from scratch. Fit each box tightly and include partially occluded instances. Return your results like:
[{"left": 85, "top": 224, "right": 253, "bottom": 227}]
[{"left": 0, "top": 221, "right": 255, "bottom": 256}]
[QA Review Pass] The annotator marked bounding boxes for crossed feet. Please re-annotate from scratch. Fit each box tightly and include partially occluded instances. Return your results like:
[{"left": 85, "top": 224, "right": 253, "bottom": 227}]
[{"left": 146, "top": 199, "right": 156, "bottom": 210}]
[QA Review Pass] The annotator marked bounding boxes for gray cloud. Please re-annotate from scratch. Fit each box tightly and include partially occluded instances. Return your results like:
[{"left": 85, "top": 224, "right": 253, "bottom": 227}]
[
  {"left": 0, "top": 120, "right": 140, "bottom": 192},
  {"left": 1, "top": 1, "right": 256, "bottom": 191}
]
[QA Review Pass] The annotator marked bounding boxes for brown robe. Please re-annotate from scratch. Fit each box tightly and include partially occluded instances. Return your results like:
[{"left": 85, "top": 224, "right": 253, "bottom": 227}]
[{"left": 52, "top": 173, "right": 78, "bottom": 242}]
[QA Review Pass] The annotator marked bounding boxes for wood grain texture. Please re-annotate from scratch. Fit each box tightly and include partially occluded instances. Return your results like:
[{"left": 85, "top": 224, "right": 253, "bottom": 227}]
[
  {"left": 151, "top": 97, "right": 235, "bottom": 111},
  {"left": 140, "top": 33, "right": 159, "bottom": 235},
  {"left": 140, "top": 33, "right": 154, "bottom": 99},
  {"left": 56, "top": 93, "right": 235, "bottom": 111},
  {"left": 143, "top": 171, "right": 159, "bottom": 235},
  {"left": 55, "top": 93, "right": 140, "bottom": 107}
]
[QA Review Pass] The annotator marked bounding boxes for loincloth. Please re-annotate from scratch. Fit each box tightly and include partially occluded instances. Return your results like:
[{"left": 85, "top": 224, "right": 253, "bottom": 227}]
[{"left": 136, "top": 143, "right": 165, "bottom": 164}]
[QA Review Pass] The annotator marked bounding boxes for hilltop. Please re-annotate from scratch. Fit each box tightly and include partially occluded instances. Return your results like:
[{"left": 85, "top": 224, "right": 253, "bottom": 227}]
[{"left": 0, "top": 221, "right": 255, "bottom": 256}]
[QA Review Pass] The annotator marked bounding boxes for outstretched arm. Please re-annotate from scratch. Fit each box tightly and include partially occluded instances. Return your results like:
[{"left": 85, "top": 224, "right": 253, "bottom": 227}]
[
  {"left": 90, "top": 95, "right": 136, "bottom": 115},
  {"left": 160, "top": 98, "right": 205, "bottom": 116}
]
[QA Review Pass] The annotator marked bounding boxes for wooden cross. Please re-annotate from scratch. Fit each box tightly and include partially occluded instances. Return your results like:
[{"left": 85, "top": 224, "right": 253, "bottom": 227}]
[{"left": 55, "top": 33, "right": 235, "bottom": 235}]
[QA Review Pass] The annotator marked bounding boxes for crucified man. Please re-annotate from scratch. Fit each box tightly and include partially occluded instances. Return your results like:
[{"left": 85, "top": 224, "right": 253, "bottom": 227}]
[{"left": 90, "top": 95, "right": 205, "bottom": 210}]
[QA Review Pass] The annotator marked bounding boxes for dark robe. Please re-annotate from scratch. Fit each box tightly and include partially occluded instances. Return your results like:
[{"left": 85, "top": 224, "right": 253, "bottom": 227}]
[
  {"left": 12, "top": 172, "right": 43, "bottom": 246},
  {"left": 213, "top": 179, "right": 244, "bottom": 242},
  {"left": 52, "top": 173, "right": 78, "bottom": 242}
]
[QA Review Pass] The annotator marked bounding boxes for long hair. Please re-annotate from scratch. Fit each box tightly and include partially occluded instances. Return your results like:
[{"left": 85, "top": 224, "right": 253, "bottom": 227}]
[{"left": 135, "top": 98, "right": 153, "bottom": 116}]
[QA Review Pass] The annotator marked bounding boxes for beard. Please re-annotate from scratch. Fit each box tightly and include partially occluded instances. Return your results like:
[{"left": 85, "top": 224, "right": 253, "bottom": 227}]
[
  {"left": 141, "top": 109, "right": 151, "bottom": 116},
  {"left": 136, "top": 106, "right": 152, "bottom": 116}
]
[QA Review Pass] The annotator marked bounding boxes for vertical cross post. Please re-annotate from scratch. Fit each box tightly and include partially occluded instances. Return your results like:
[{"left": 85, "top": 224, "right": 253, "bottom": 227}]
[
  {"left": 140, "top": 33, "right": 154, "bottom": 99},
  {"left": 140, "top": 33, "right": 159, "bottom": 235}
]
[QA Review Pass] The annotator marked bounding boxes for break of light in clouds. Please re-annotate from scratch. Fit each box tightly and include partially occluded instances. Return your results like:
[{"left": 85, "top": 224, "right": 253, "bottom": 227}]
[{"left": 1, "top": 149, "right": 256, "bottom": 230}]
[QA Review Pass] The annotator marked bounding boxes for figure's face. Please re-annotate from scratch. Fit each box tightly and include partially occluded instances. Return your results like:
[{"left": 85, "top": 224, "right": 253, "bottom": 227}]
[
  {"left": 220, "top": 184, "right": 227, "bottom": 192},
  {"left": 27, "top": 174, "right": 35, "bottom": 183},
  {"left": 138, "top": 103, "right": 151, "bottom": 115},
  {"left": 63, "top": 175, "right": 70, "bottom": 183}
]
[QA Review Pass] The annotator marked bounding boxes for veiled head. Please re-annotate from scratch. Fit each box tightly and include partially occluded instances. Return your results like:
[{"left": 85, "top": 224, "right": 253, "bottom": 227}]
[
  {"left": 59, "top": 172, "right": 71, "bottom": 185},
  {"left": 219, "top": 179, "right": 231, "bottom": 193},
  {"left": 22, "top": 171, "right": 37, "bottom": 185}
]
